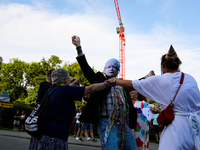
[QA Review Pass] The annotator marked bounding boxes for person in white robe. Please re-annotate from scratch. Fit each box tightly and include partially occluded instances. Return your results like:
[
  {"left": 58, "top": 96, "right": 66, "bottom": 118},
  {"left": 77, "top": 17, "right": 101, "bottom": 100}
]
[{"left": 107, "top": 45, "right": 200, "bottom": 150}]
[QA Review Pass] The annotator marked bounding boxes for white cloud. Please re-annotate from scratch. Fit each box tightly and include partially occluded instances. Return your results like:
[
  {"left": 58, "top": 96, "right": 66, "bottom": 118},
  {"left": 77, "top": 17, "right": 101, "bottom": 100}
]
[
  {"left": 125, "top": 23, "right": 200, "bottom": 89},
  {"left": 0, "top": 3, "right": 117, "bottom": 64},
  {"left": 0, "top": 3, "right": 200, "bottom": 88}
]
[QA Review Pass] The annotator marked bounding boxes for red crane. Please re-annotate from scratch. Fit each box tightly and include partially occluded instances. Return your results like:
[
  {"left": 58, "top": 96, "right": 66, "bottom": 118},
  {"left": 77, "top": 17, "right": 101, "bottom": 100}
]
[{"left": 114, "top": 0, "right": 125, "bottom": 79}]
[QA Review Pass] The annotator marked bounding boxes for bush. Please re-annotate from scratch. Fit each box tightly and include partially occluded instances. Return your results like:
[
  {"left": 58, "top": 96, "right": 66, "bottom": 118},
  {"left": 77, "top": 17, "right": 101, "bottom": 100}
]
[{"left": 0, "top": 102, "right": 33, "bottom": 128}]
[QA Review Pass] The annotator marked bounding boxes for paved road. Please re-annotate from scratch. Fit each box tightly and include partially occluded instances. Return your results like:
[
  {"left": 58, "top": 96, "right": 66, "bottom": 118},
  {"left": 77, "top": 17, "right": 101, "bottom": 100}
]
[
  {"left": 0, "top": 135, "right": 29, "bottom": 150},
  {"left": 0, "top": 135, "right": 102, "bottom": 150},
  {"left": 0, "top": 130, "right": 159, "bottom": 150}
]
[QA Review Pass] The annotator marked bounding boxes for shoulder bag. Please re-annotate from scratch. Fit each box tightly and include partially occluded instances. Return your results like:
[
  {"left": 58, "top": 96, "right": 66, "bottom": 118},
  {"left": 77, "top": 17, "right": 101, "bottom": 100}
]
[{"left": 157, "top": 72, "right": 184, "bottom": 127}]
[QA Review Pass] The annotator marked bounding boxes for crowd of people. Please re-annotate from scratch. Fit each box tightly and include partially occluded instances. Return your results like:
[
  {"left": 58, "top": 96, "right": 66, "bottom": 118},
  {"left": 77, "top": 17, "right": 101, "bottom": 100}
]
[
  {"left": 73, "top": 108, "right": 97, "bottom": 142},
  {"left": 12, "top": 35, "right": 199, "bottom": 150}
]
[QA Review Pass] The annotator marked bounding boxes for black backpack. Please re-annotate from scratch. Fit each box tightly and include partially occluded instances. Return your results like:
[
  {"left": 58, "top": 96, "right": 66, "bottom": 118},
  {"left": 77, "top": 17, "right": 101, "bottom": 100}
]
[{"left": 25, "top": 86, "right": 56, "bottom": 137}]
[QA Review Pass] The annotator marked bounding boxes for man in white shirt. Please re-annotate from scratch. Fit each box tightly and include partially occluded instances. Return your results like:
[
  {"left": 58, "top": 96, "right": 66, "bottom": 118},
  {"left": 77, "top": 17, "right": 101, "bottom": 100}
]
[{"left": 75, "top": 108, "right": 82, "bottom": 141}]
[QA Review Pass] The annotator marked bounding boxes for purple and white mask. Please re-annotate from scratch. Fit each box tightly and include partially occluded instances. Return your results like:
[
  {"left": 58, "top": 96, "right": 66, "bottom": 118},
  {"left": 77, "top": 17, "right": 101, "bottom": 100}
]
[{"left": 104, "top": 58, "right": 120, "bottom": 77}]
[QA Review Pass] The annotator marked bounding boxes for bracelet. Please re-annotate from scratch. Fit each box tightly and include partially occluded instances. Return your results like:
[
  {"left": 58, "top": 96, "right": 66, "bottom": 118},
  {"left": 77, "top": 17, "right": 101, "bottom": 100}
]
[
  {"left": 76, "top": 46, "right": 81, "bottom": 50},
  {"left": 76, "top": 46, "right": 83, "bottom": 56},
  {"left": 104, "top": 81, "right": 109, "bottom": 88}
]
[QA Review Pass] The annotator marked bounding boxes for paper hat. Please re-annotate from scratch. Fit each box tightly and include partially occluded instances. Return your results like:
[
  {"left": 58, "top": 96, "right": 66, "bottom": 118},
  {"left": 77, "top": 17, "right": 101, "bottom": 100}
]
[{"left": 165, "top": 45, "right": 177, "bottom": 60}]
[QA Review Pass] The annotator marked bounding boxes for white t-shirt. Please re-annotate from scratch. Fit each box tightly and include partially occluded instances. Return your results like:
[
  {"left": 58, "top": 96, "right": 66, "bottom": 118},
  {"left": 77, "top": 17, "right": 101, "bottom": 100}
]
[{"left": 75, "top": 112, "right": 82, "bottom": 124}]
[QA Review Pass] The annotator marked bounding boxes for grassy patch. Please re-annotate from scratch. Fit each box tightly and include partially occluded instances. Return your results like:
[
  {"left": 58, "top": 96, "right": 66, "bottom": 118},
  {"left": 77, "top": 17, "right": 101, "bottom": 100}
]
[{"left": 0, "top": 126, "right": 12, "bottom": 131}]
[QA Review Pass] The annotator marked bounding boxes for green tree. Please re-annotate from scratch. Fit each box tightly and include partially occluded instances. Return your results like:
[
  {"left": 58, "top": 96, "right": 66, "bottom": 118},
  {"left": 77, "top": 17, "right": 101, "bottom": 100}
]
[
  {"left": 74, "top": 100, "right": 87, "bottom": 110},
  {"left": 25, "top": 62, "right": 46, "bottom": 87},
  {"left": 0, "top": 57, "right": 97, "bottom": 107},
  {"left": 148, "top": 98, "right": 159, "bottom": 107},
  {"left": 46, "top": 55, "right": 62, "bottom": 69},
  {"left": 18, "top": 56, "right": 63, "bottom": 105},
  {"left": 25, "top": 55, "right": 63, "bottom": 87},
  {"left": 16, "top": 85, "right": 40, "bottom": 106},
  {"left": 63, "top": 62, "right": 89, "bottom": 86},
  {"left": 0, "top": 58, "right": 29, "bottom": 102}
]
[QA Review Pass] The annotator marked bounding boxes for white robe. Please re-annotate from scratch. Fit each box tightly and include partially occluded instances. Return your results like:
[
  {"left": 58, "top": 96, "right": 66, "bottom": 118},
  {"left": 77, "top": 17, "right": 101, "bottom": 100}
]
[{"left": 132, "top": 72, "right": 200, "bottom": 150}]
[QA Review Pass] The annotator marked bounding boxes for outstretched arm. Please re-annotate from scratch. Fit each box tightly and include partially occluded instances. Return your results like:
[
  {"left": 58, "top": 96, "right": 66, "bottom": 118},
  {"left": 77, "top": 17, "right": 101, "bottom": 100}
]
[
  {"left": 71, "top": 35, "right": 97, "bottom": 84},
  {"left": 107, "top": 70, "right": 155, "bottom": 89},
  {"left": 108, "top": 78, "right": 134, "bottom": 89},
  {"left": 84, "top": 81, "right": 110, "bottom": 96},
  {"left": 139, "top": 70, "right": 155, "bottom": 80}
]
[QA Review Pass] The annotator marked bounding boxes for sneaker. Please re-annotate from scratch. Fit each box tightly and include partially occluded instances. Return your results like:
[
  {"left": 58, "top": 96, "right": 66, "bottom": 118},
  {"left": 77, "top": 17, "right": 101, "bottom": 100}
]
[
  {"left": 76, "top": 137, "right": 79, "bottom": 140},
  {"left": 156, "top": 140, "right": 159, "bottom": 144},
  {"left": 79, "top": 138, "right": 84, "bottom": 142},
  {"left": 87, "top": 137, "right": 91, "bottom": 141},
  {"left": 73, "top": 134, "right": 76, "bottom": 137},
  {"left": 92, "top": 139, "right": 97, "bottom": 143}
]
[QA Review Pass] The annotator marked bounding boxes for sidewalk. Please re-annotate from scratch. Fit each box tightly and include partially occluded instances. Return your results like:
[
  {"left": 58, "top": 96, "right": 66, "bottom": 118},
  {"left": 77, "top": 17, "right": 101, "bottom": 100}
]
[{"left": 0, "top": 130, "right": 159, "bottom": 150}]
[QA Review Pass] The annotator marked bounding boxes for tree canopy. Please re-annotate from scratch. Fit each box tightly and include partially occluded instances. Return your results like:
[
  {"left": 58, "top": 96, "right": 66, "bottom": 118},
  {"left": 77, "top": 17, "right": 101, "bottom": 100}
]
[
  {"left": 0, "top": 56, "right": 95, "bottom": 108},
  {"left": 0, "top": 58, "right": 29, "bottom": 102}
]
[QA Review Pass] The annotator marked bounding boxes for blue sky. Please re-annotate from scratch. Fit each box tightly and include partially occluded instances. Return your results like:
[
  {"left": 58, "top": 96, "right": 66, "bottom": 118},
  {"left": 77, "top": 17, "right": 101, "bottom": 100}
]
[{"left": 0, "top": 0, "right": 200, "bottom": 88}]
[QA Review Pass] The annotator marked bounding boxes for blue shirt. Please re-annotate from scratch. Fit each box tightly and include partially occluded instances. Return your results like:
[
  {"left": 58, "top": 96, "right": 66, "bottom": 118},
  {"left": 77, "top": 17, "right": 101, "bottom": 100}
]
[
  {"left": 44, "top": 85, "right": 85, "bottom": 141},
  {"left": 153, "top": 114, "right": 159, "bottom": 125}
]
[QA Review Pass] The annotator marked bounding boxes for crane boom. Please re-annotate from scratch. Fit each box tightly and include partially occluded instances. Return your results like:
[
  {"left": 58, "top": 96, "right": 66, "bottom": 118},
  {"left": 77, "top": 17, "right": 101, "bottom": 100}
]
[
  {"left": 114, "top": 0, "right": 125, "bottom": 79},
  {"left": 114, "top": 0, "right": 121, "bottom": 20}
]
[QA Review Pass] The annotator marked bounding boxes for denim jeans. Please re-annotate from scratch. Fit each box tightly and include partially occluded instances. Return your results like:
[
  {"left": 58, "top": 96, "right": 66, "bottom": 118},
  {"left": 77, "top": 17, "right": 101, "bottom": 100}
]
[{"left": 98, "top": 118, "right": 138, "bottom": 150}]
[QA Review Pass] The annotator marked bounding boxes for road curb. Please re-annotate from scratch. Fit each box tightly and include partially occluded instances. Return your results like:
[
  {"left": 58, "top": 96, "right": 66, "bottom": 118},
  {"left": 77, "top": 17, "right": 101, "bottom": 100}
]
[
  {"left": 0, "top": 130, "right": 158, "bottom": 149},
  {"left": 0, "top": 133, "right": 30, "bottom": 140},
  {"left": 0, "top": 130, "right": 101, "bottom": 148}
]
